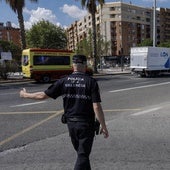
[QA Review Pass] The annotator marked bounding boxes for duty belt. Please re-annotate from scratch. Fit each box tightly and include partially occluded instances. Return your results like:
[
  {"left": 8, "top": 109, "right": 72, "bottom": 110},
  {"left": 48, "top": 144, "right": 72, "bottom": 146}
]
[{"left": 67, "top": 117, "right": 94, "bottom": 122}]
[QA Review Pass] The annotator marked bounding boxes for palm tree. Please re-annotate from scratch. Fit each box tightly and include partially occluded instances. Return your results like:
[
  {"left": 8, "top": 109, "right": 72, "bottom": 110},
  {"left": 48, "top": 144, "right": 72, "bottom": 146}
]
[
  {"left": 78, "top": 0, "right": 105, "bottom": 73},
  {"left": 2, "top": 0, "right": 38, "bottom": 49}
]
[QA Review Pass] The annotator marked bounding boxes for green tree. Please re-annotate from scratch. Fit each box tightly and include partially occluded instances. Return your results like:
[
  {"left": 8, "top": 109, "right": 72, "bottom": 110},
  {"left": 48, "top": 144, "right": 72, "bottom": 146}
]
[
  {"left": 1, "top": 0, "right": 38, "bottom": 49},
  {"left": 76, "top": 29, "right": 92, "bottom": 57},
  {"left": 76, "top": 38, "right": 91, "bottom": 57},
  {"left": 78, "top": 0, "right": 105, "bottom": 73},
  {"left": 76, "top": 31, "right": 110, "bottom": 66},
  {"left": 138, "top": 39, "right": 170, "bottom": 48},
  {"left": 26, "top": 20, "right": 67, "bottom": 49},
  {"left": 159, "top": 41, "right": 170, "bottom": 48},
  {"left": 0, "top": 40, "right": 21, "bottom": 62},
  {"left": 138, "top": 39, "right": 153, "bottom": 47},
  {"left": 0, "top": 40, "right": 22, "bottom": 79},
  {"left": 96, "top": 33, "right": 111, "bottom": 62}
]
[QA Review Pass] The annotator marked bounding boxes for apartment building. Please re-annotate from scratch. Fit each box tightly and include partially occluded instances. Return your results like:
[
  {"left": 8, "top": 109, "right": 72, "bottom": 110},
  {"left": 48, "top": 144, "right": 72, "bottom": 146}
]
[
  {"left": 159, "top": 8, "right": 170, "bottom": 43},
  {"left": 67, "top": 2, "right": 170, "bottom": 57},
  {"left": 67, "top": 12, "right": 100, "bottom": 50},
  {"left": 0, "top": 21, "right": 21, "bottom": 48}
]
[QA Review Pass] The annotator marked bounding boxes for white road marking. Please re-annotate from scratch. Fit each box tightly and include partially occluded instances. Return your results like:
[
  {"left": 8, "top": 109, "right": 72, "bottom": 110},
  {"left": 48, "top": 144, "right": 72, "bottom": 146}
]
[
  {"left": 0, "top": 111, "right": 57, "bottom": 115},
  {"left": 104, "top": 109, "right": 141, "bottom": 112},
  {"left": 0, "top": 110, "right": 64, "bottom": 147},
  {"left": 0, "top": 109, "right": 141, "bottom": 115},
  {"left": 0, "top": 92, "right": 17, "bottom": 96},
  {"left": 131, "top": 107, "right": 161, "bottom": 116},
  {"left": 10, "top": 101, "right": 46, "bottom": 107},
  {"left": 109, "top": 81, "right": 170, "bottom": 93}
]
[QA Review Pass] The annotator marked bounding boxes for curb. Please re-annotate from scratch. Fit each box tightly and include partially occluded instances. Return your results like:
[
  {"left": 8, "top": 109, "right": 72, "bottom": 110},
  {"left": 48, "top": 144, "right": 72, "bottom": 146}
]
[
  {"left": 0, "top": 78, "right": 34, "bottom": 84},
  {"left": 94, "top": 70, "right": 131, "bottom": 77}
]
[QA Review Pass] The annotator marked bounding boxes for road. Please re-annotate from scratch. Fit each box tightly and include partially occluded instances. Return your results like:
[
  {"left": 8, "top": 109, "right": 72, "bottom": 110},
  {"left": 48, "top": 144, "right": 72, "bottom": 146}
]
[{"left": 0, "top": 74, "right": 170, "bottom": 169}]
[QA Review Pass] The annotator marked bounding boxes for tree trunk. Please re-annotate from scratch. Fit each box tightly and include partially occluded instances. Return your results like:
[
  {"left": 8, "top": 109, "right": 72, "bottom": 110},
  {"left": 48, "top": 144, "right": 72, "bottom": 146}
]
[{"left": 17, "top": 9, "right": 26, "bottom": 49}]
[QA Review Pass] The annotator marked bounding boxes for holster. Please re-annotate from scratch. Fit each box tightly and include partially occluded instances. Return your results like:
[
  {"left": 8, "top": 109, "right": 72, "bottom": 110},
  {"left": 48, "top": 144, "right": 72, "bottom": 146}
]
[
  {"left": 94, "top": 119, "right": 100, "bottom": 135},
  {"left": 61, "top": 114, "right": 67, "bottom": 124}
]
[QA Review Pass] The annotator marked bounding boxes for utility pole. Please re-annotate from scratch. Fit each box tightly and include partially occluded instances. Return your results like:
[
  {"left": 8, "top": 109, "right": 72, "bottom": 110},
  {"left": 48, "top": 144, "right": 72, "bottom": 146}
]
[{"left": 153, "top": 0, "right": 156, "bottom": 47}]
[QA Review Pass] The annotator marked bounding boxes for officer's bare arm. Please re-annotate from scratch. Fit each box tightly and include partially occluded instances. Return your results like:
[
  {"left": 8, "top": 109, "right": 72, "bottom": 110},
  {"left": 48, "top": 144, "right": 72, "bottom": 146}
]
[
  {"left": 93, "top": 102, "right": 109, "bottom": 138},
  {"left": 20, "top": 88, "right": 49, "bottom": 100}
]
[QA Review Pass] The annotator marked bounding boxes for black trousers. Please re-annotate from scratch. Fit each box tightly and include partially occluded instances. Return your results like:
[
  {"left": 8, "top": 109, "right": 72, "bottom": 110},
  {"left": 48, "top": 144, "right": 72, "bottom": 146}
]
[{"left": 67, "top": 121, "right": 95, "bottom": 170}]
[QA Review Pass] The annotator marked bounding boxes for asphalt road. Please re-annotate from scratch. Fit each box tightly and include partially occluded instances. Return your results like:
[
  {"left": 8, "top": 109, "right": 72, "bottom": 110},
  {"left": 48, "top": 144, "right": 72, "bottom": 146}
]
[{"left": 0, "top": 74, "right": 170, "bottom": 169}]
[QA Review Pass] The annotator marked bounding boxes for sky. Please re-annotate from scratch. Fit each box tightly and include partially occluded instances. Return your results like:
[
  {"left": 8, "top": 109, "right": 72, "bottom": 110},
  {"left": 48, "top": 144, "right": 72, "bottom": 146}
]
[{"left": 0, "top": 0, "right": 170, "bottom": 30}]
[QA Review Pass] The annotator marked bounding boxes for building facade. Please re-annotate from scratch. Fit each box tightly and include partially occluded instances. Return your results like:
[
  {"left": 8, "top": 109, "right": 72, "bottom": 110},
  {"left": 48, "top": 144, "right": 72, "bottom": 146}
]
[
  {"left": 66, "top": 2, "right": 170, "bottom": 57},
  {"left": 159, "top": 8, "right": 170, "bottom": 43},
  {"left": 0, "top": 21, "right": 21, "bottom": 48}
]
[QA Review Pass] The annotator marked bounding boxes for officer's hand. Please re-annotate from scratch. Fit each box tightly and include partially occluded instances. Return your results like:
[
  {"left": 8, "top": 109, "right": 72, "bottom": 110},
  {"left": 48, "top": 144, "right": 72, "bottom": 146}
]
[
  {"left": 20, "top": 88, "right": 27, "bottom": 98},
  {"left": 100, "top": 127, "right": 109, "bottom": 138}
]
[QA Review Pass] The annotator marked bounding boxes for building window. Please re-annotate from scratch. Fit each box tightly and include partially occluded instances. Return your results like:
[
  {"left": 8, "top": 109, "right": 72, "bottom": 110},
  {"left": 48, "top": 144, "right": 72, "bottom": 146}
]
[
  {"left": 136, "top": 16, "right": 141, "bottom": 20},
  {"left": 141, "top": 25, "right": 145, "bottom": 29},
  {"left": 110, "top": 14, "right": 115, "bottom": 18},
  {"left": 146, "top": 18, "right": 150, "bottom": 22},
  {"left": 110, "top": 7, "right": 115, "bottom": 11},
  {"left": 131, "top": 9, "right": 136, "bottom": 14},
  {"left": 117, "top": 14, "right": 121, "bottom": 18},
  {"left": 145, "top": 11, "right": 151, "bottom": 16},
  {"left": 115, "top": 7, "right": 121, "bottom": 11}
]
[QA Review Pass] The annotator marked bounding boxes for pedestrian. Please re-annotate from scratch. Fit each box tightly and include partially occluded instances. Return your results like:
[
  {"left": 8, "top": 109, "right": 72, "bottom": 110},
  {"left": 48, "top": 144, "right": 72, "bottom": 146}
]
[{"left": 20, "top": 54, "right": 109, "bottom": 170}]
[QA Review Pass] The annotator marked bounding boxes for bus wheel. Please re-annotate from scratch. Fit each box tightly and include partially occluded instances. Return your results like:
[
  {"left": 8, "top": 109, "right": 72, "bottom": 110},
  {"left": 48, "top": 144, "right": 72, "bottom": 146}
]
[{"left": 42, "top": 75, "right": 51, "bottom": 83}]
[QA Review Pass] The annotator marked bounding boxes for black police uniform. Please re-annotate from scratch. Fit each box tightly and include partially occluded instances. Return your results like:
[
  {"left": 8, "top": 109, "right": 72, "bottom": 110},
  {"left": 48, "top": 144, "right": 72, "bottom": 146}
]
[{"left": 44, "top": 56, "right": 101, "bottom": 170}]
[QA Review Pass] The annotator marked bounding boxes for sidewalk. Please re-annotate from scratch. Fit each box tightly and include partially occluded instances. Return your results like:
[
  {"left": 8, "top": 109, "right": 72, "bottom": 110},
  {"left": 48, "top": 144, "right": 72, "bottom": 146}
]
[
  {"left": 0, "top": 72, "right": 26, "bottom": 84},
  {"left": 97, "top": 67, "right": 130, "bottom": 75}
]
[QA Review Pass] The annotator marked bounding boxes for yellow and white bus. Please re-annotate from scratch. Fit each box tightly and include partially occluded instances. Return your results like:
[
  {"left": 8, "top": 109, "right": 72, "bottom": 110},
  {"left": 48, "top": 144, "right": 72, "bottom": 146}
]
[{"left": 22, "top": 48, "right": 93, "bottom": 82}]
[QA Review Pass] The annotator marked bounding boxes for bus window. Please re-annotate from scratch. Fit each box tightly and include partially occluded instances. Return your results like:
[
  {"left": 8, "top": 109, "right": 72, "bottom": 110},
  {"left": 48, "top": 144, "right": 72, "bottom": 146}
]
[
  {"left": 33, "top": 55, "right": 70, "bottom": 65},
  {"left": 22, "top": 55, "right": 29, "bottom": 66}
]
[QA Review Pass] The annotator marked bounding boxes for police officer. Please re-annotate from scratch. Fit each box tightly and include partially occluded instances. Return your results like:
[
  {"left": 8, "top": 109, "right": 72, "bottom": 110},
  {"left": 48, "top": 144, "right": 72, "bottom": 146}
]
[{"left": 20, "top": 54, "right": 109, "bottom": 170}]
